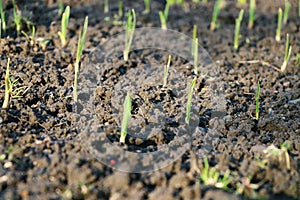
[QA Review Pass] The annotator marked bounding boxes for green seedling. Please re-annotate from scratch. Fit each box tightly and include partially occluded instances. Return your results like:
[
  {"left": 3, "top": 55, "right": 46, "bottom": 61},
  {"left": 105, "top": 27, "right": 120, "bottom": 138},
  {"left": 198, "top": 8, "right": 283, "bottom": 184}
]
[
  {"left": 73, "top": 16, "right": 88, "bottom": 102},
  {"left": 104, "top": 0, "right": 109, "bottom": 13},
  {"left": 39, "top": 39, "right": 50, "bottom": 51},
  {"left": 185, "top": 77, "right": 196, "bottom": 124},
  {"left": 210, "top": 0, "right": 222, "bottom": 31},
  {"left": 12, "top": 0, "right": 22, "bottom": 35},
  {"left": 236, "top": 177, "right": 260, "bottom": 199},
  {"left": 281, "top": 33, "right": 292, "bottom": 72},
  {"left": 234, "top": 9, "right": 244, "bottom": 50},
  {"left": 276, "top": 8, "right": 283, "bottom": 42},
  {"left": 58, "top": 6, "right": 70, "bottom": 48},
  {"left": 299, "top": 0, "right": 300, "bottom": 17},
  {"left": 255, "top": 81, "right": 260, "bottom": 120},
  {"left": 118, "top": 0, "right": 123, "bottom": 17},
  {"left": 283, "top": 0, "right": 291, "bottom": 25},
  {"left": 2, "top": 58, "right": 10, "bottom": 109},
  {"left": 123, "top": 9, "right": 136, "bottom": 61},
  {"left": 193, "top": 38, "right": 198, "bottom": 75},
  {"left": 120, "top": 92, "right": 132, "bottom": 143},
  {"left": 159, "top": 1, "right": 170, "bottom": 30},
  {"left": 163, "top": 55, "right": 171, "bottom": 87},
  {"left": 21, "top": 25, "right": 35, "bottom": 46},
  {"left": 58, "top": 0, "right": 64, "bottom": 15},
  {"left": 2, "top": 58, "right": 30, "bottom": 109},
  {"left": 191, "top": 25, "right": 197, "bottom": 55},
  {"left": 248, "top": 0, "right": 256, "bottom": 29},
  {"left": 144, "top": 0, "right": 150, "bottom": 14},
  {"left": 200, "top": 157, "right": 232, "bottom": 189},
  {"left": 0, "top": 0, "right": 6, "bottom": 32}
]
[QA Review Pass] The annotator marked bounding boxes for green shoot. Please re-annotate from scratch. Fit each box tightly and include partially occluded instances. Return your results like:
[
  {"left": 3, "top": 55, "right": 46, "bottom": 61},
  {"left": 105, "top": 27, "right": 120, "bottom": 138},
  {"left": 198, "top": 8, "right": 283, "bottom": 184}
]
[
  {"left": 0, "top": 0, "right": 6, "bottom": 32},
  {"left": 283, "top": 0, "right": 291, "bottom": 25},
  {"left": 210, "top": 0, "right": 221, "bottom": 31},
  {"left": 255, "top": 81, "right": 260, "bottom": 120},
  {"left": 159, "top": 1, "right": 170, "bottom": 30},
  {"left": 58, "top": 0, "right": 64, "bottom": 15},
  {"left": 193, "top": 38, "right": 198, "bottom": 75},
  {"left": 144, "top": 0, "right": 150, "bottom": 14},
  {"left": 21, "top": 25, "right": 35, "bottom": 46},
  {"left": 123, "top": 9, "right": 136, "bottom": 61},
  {"left": 191, "top": 25, "right": 197, "bottom": 55},
  {"left": 120, "top": 92, "right": 132, "bottom": 144},
  {"left": 234, "top": 9, "right": 244, "bottom": 50},
  {"left": 248, "top": 0, "right": 256, "bottom": 29},
  {"left": 276, "top": 8, "right": 283, "bottom": 42},
  {"left": 299, "top": 0, "right": 300, "bottom": 17},
  {"left": 281, "top": 33, "right": 292, "bottom": 72},
  {"left": 39, "top": 39, "right": 50, "bottom": 51},
  {"left": 185, "top": 77, "right": 196, "bottom": 124},
  {"left": 12, "top": 0, "right": 22, "bottom": 35},
  {"left": 73, "top": 16, "right": 88, "bottom": 102},
  {"left": 58, "top": 6, "right": 70, "bottom": 48},
  {"left": 200, "top": 157, "right": 232, "bottom": 189},
  {"left": 104, "top": 0, "right": 109, "bottom": 13},
  {"left": 2, "top": 58, "right": 30, "bottom": 109},
  {"left": 2, "top": 58, "right": 10, "bottom": 109},
  {"left": 118, "top": 0, "right": 123, "bottom": 17},
  {"left": 0, "top": 21, "right": 1, "bottom": 38},
  {"left": 163, "top": 55, "right": 171, "bottom": 87}
]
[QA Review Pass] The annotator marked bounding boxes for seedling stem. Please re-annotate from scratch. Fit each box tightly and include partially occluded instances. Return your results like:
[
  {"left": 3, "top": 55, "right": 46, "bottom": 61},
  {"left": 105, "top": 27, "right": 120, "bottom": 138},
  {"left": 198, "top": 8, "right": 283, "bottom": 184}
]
[
  {"left": 234, "top": 9, "right": 244, "bottom": 50},
  {"left": 58, "top": 6, "right": 70, "bottom": 48},
  {"left": 163, "top": 55, "right": 171, "bottom": 87},
  {"left": 185, "top": 77, "right": 196, "bottom": 124},
  {"left": 123, "top": 9, "right": 136, "bottom": 61},
  {"left": 255, "top": 81, "right": 260, "bottom": 120},
  {"left": 210, "top": 0, "right": 221, "bottom": 31},
  {"left": 276, "top": 8, "right": 283, "bottom": 42},
  {"left": 281, "top": 33, "right": 292, "bottom": 72},
  {"left": 120, "top": 92, "right": 132, "bottom": 143}
]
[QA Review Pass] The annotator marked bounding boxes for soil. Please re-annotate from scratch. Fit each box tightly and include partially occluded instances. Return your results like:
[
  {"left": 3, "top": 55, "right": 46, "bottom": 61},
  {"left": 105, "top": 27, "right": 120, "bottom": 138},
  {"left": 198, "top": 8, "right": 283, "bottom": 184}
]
[{"left": 0, "top": 0, "right": 299, "bottom": 199}]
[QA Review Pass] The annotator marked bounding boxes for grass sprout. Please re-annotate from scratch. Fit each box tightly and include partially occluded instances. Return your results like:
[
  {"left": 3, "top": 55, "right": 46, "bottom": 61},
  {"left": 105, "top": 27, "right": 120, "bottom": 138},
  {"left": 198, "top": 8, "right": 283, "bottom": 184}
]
[
  {"left": 276, "top": 8, "right": 283, "bottom": 42},
  {"left": 12, "top": 0, "right": 22, "bottom": 35},
  {"left": 185, "top": 77, "right": 196, "bottom": 124},
  {"left": 73, "top": 16, "right": 88, "bottom": 102},
  {"left": 191, "top": 25, "right": 197, "bottom": 55},
  {"left": 210, "top": 0, "right": 222, "bottom": 31},
  {"left": 120, "top": 92, "right": 132, "bottom": 144},
  {"left": 248, "top": 0, "right": 256, "bottom": 29},
  {"left": 234, "top": 9, "right": 244, "bottom": 50},
  {"left": 283, "top": 0, "right": 291, "bottom": 25},
  {"left": 2, "top": 58, "right": 30, "bottom": 109},
  {"left": 255, "top": 81, "right": 260, "bottom": 120},
  {"left": 237, "top": 0, "right": 246, "bottom": 4},
  {"left": 193, "top": 38, "right": 198, "bottom": 75},
  {"left": 200, "top": 157, "right": 232, "bottom": 189},
  {"left": 58, "top": 0, "right": 64, "bottom": 15},
  {"left": 159, "top": 1, "right": 170, "bottom": 30},
  {"left": 21, "top": 25, "right": 35, "bottom": 46},
  {"left": 163, "top": 55, "right": 171, "bottom": 87},
  {"left": 0, "top": 0, "right": 6, "bottom": 32},
  {"left": 118, "top": 0, "right": 123, "bottom": 17},
  {"left": 144, "top": 0, "right": 150, "bottom": 14},
  {"left": 281, "top": 33, "right": 292, "bottom": 72},
  {"left": 123, "top": 9, "right": 136, "bottom": 61},
  {"left": 104, "top": 0, "right": 109, "bottom": 13},
  {"left": 58, "top": 6, "right": 70, "bottom": 48}
]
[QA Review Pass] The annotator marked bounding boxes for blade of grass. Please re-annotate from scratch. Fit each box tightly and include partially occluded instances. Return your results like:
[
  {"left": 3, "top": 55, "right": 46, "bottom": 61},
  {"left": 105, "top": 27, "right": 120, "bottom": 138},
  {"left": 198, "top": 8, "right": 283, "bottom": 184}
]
[
  {"left": 58, "top": 6, "right": 70, "bottom": 48},
  {"left": 191, "top": 25, "right": 197, "bottom": 55},
  {"left": 248, "top": 0, "right": 255, "bottom": 29},
  {"left": 185, "top": 77, "right": 197, "bottom": 124},
  {"left": 120, "top": 92, "right": 132, "bottom": 143},
  {"left": 104, "top": 0, "right": 109, "bottom": 13},
  {"left": 255, "top": 81, "right": 260, "bottom": 120},
  {"left": 73, "top": 16, "right": 88, "bottom": 102},
  {"left": 159, "top": 1, "right": 170, "bottom": 30},
  {"left": 2, "top": 58, "right": 10, "bottom": 109},
  {"left": 283, "top": 0, "right": 291, "bottom": 25},
  {"left": 12, "top": 0, "right": 22, "bottom": 35},
  {"left": 234, "top": 9, "right": 244, "bottom": 50},
  {"left": 276, "top": 8, "right": 283, "bottom": 42},
  {"left": 281, "top": 33, "right": 292, "bottom": 72},
  {"left": 163, "top": 55, "right": 171, "bottom": 87},
  {"left": 123, "top": 9, "right": 136, "bottom": 61},
  {"left": 193, "top": 38, "right": 198, "bottom": 75},
  {"left": 144, "top": 0, "right": 150, "bottom": 14},
  {"left": 0, "top": 0, "right": 6, "bottom": 32},
  {"left": 210, "top": 0, "right": 221, "bottom": 31}
]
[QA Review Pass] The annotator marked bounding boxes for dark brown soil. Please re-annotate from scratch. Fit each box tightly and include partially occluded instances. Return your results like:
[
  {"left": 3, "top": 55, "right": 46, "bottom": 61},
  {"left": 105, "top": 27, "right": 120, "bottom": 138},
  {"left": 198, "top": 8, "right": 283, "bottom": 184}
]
[{"left": 0, "top": 0, "right": 299, "bottom": 199}]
